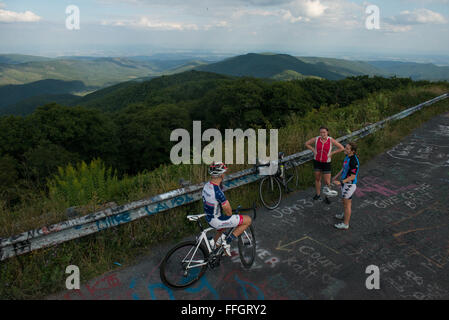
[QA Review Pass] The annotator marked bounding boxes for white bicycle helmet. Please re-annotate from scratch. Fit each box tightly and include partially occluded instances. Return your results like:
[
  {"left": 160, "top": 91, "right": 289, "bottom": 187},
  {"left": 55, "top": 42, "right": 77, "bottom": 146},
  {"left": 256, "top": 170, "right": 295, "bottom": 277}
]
[{"left": 208, "top": 162, "right": 228, "bottom": 176}]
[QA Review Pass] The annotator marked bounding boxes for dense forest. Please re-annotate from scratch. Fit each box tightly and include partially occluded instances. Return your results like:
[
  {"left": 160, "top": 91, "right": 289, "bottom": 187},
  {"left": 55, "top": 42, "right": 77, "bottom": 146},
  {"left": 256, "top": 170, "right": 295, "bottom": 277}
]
[{"left": 0, "top": 70, "right": 428, "bottom": 205}]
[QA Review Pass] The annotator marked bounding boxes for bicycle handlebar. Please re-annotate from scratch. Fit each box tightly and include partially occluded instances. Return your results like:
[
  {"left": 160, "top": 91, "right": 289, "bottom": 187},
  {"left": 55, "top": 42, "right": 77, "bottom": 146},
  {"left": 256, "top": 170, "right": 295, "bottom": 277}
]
[{"left": 232, "top": 203, "right": 257, "bottom": 220}]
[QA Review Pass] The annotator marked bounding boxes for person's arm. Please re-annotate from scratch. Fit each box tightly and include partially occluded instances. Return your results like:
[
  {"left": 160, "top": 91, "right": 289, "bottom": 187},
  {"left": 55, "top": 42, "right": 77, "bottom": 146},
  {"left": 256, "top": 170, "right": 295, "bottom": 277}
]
[
  {"left": 305, "top": 137, "right": 316, "bottom": 156},
  {"left": 332, "top": 169, "right": 343, "bottom": 185},
  {"left": 222, "top": 200, "right": 232, "bottom": 216},
  {"left": 330, "top": 139, "right": 345, "bottom": 157},
  {"left": 216, "top": 186, "right": 232, "bottom": 216},
  {"left": 341, "top": 174, "right": 356, "bottom": 184}
]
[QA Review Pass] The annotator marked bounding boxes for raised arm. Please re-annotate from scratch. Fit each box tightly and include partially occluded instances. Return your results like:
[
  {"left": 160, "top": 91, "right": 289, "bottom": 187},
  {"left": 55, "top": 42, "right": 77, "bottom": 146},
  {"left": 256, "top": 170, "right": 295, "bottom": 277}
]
[
  {"left": 330, "top": 139, "right": 345, "bottom": 157},
  {"left": 305, "top": 137, "right": 316, "bottom": 155}
]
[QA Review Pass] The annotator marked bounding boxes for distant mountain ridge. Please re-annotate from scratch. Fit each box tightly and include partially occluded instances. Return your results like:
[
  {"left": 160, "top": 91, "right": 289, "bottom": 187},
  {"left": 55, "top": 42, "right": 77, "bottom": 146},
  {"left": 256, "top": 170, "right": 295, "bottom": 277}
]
[
  {"left": 0, "top": 55, "right": 210, "bottom": 87},
  {"left": 365, "top": 61, "right": 449, "bottom": 81},
  {"left": 0, "top": 79, "right": 86, "bottom": 114},
  {"left": 75, "top": 70, "right": 229, "bottom": 112},
  {"left": 195, "top": 53, "right": 345, "bottom": 80},
  {"left": 0, "top": 54, "right": 53, "bottom": 65},
  {"left": 1, "top": 52, "right": 448, "bottom": 116}
]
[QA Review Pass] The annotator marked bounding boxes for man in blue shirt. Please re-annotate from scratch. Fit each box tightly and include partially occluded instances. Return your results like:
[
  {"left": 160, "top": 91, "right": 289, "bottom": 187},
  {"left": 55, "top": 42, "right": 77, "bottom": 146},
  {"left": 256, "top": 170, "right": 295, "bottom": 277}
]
[
  {"left": 332, "top": 142, "right": 360, "bottom": 230},
  {"left": 202, "top": 162, "right": 252, "bottom": 255}
]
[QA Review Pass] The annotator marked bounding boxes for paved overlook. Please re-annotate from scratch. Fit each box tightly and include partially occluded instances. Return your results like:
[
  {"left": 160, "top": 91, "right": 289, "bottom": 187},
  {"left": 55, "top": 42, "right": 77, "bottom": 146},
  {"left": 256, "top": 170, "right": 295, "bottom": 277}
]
[{"left": 50, "top": 113, "right": 449, "bottom": 300}]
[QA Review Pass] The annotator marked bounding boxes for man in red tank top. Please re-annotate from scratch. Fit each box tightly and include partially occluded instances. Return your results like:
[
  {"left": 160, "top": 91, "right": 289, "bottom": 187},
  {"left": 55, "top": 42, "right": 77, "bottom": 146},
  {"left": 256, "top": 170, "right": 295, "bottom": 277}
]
[{"left": 305, "top": 126, "right": 344, "bottom": 204}]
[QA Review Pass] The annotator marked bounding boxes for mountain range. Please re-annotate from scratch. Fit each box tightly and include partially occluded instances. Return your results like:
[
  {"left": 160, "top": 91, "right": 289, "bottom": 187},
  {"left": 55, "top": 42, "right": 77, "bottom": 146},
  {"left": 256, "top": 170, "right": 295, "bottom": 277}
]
[{"left": 1, "top": 52, "right": 448, "bottom": 116}]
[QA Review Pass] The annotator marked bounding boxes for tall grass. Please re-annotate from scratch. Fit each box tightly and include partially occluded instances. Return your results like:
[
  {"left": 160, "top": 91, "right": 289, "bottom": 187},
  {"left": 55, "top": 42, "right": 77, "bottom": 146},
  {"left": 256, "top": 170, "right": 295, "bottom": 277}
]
[{"left": 0, "top": 83, "right": 448, "bottom": 299}]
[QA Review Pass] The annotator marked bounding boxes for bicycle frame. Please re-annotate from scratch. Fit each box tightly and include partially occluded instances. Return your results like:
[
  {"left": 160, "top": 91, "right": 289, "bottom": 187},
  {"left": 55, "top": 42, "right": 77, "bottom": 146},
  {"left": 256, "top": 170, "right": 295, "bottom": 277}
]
[
  {"left": 182, "top": 224, "right": 245, "bottom": 271},
  {"left": 182, "top": 206, "right": 256, "bottom": 272},
  {"left": 181, "top": 227, "right": 214, "bottom": 270}
]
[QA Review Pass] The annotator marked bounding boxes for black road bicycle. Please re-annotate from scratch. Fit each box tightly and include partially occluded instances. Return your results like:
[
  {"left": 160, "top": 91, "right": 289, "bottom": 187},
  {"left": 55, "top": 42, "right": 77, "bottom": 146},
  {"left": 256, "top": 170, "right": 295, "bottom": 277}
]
[
  {"left": 160, "top": 205, "right": 257, "bottom": 289},
  {"left": 256, "top": 152, "right": 299, "bottom": 210}
]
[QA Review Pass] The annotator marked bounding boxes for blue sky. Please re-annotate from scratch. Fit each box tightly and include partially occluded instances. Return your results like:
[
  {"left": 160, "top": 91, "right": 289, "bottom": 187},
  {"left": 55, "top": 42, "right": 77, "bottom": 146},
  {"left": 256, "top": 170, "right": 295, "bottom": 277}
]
[{"left": 0, "top": 0, "right": 448, "bottom": 62}]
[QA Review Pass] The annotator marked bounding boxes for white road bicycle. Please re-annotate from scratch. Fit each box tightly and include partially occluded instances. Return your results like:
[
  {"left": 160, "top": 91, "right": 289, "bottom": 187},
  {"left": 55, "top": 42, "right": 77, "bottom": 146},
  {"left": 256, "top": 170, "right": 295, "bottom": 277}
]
[{"left": 159, "top": 205, "right": 257, "bottom": 289}]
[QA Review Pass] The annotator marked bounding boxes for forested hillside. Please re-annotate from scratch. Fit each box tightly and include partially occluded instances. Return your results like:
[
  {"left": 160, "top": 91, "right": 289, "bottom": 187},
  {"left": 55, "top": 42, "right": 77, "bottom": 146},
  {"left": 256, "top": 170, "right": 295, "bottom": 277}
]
[{"left": 0, "top": 70, "right": 434, "bottom": 208}]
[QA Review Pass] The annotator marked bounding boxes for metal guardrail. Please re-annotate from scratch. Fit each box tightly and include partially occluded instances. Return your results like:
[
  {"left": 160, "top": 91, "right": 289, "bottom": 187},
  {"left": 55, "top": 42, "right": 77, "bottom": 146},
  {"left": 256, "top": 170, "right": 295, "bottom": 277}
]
[{"left": 0, "top": 93, "right": 448, "bottom": 262}]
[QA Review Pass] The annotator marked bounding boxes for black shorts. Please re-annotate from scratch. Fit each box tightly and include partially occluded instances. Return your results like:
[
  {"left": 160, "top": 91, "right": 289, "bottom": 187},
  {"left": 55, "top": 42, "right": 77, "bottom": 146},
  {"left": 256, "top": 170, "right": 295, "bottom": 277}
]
[{"left": 313, "top": 160, "right": 331, "bottom": 174}]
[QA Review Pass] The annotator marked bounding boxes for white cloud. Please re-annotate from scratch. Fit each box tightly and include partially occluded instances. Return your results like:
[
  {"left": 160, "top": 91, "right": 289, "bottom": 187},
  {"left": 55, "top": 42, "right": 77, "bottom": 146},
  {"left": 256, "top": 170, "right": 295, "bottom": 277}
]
[
  {"left": 232, "top": 9, "right": 279, "bottom": 19},
  {"left": 204, "top": 20, "right": 228, "bottom": 30},
  {"left": 284, "top": 0, "right": 327, "bottom": 22},
  {"left": 280, "top": 0, "right": 363, "bottom": 28},
  {"left": 102, "top": 17, "right": 218, "bottom": 31},
  {"left": 300, "top": 0, "right": 328, "bottom": 18},
  {"left": 397, "top": 9, "right": 447, "bottom": 24},
  {"left": 380, "top": 8, "right": 447, "bottom": 33},
  {"left": 0, "top": 7, "right": 41, "bottom": 23},
  {"left": 382, "top": 23, "right": 413, "bottom": 33},
  {"left": 136, "top": 17, "right": 199, "bottom": 30},
  {"left": 391, "top": 8, "right": 447, "bottom": 25},
  {"left": 280, "top": 9, "right": 304, "bottom": 22}
]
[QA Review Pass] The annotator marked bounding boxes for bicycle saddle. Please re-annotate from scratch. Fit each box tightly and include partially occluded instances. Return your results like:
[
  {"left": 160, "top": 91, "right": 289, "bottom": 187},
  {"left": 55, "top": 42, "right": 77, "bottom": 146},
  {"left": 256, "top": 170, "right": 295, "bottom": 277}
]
[{"left": 187, "top": 214, "right": 206, "bottom": 221}]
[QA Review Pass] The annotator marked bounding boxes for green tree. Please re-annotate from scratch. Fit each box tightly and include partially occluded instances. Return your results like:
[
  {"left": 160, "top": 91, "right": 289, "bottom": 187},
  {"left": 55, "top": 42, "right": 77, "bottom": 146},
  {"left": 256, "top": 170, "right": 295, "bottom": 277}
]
[
  {"left": 114, "top": 103, "right": 191, "bottom": 173},
  {"left": 28, "top": 103, "right": 120, "bottom": 166},
  {"left": 0, "top": 155, "right": 20, "bottom": 205}
]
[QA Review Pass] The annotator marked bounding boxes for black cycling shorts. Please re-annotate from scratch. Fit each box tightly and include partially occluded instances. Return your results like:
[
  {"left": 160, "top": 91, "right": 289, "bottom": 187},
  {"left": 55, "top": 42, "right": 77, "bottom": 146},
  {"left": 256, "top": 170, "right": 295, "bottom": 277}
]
[{"left": 313, "top": 160, "right": 332, "bottom": 174}]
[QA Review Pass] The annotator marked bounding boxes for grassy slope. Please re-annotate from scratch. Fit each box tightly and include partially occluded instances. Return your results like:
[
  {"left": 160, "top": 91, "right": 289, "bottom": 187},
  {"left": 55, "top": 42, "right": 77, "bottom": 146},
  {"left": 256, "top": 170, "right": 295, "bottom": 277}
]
[{"left": 272, "top": 70, "right": 323, "bottom": 81}]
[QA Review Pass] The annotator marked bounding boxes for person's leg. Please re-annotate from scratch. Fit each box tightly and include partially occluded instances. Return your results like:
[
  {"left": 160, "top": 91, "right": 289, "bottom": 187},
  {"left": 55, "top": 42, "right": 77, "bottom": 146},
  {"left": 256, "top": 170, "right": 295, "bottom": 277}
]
[
  {"left": 323, "top": 173, "right": 331, "bottom": 187},
  {"left": 214, "top": 229, "right": 224, "bottom": 242},
  {"left": 232, "top": 215, "right": 251, "bottom": 238},
  {"left": 314, "top": 171, "right": 322, "bottom": 196},
  {"left": 343, "top": 198, "right": 352, "bottom": 225},
  {"left": 322, "top": 172, "right": 333, "bottom": 203}
]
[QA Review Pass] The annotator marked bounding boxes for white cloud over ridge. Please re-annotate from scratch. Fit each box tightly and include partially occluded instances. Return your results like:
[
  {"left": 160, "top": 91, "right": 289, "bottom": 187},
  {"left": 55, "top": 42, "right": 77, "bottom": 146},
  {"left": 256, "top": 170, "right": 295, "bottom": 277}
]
[
  {"left": 101, "top": 16, "right": 230, "bottom": 31},
  {"left": 393, "top": 8, "right": 447, "bottom": 25},
  {"left": 381, "top": 8, "right": 447, "bottom": 33},
  {"left": 0, "top": 4, "right": 41, "bottom": 23}
]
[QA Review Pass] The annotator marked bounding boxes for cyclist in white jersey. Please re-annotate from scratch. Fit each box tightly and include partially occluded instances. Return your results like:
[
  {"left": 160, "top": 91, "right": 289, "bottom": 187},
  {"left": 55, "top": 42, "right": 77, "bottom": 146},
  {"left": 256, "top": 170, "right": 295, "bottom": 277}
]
[{"left": 202, "top": 162, "right": 252, "bottom": 255}]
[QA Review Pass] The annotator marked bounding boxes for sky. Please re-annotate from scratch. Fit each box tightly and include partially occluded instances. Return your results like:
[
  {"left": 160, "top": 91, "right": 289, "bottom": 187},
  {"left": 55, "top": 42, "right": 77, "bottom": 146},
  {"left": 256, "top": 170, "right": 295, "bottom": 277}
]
[{"left": 0, "top": 0, "right": 448, "bottom": 62}]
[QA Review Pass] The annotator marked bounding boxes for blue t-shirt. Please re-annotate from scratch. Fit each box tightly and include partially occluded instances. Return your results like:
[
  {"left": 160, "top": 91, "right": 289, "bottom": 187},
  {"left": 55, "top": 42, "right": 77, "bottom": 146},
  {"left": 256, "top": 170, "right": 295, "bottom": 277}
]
[
  {"left": 202, "top": 182, "right": 228, "bottom": 222},
  {"left": 341, "top": 155, "right": 360, "bottom": 184}
]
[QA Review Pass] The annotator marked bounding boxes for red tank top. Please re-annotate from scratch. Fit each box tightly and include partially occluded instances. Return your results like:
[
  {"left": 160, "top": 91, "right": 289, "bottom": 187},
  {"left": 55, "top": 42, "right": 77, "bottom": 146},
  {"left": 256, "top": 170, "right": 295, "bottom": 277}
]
[{"left": 314, "top": 136, "right": 332, "bottom": 163}]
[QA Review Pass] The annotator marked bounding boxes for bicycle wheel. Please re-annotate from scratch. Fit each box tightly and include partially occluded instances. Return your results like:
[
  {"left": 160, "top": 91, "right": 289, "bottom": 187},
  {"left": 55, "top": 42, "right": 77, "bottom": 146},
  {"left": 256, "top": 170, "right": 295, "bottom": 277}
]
[
  {"left": 160, "top": 241, "right": 209, "bottom": 289},
  {"left": 259, "top": 176, "right": 282, "bottom": 210},
  {"left": 284, "top": 161, "right": 298, "bottom": 191},
  {"left": 238, "top": 225, "right": 256, "bottom": 268}
]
